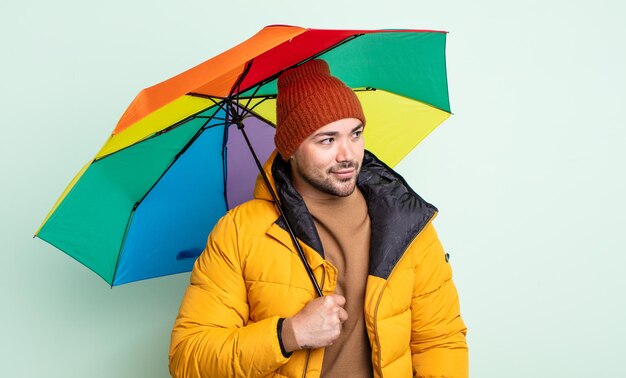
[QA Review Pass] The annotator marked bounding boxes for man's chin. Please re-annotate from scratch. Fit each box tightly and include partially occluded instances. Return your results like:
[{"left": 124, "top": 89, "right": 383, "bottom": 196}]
[{"left": 331, "top": 181, "right": 357, "bottom": 197}]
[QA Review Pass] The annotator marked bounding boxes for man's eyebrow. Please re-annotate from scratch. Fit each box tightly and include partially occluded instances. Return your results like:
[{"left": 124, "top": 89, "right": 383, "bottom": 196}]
[
  {"left": 351, "top": 124, "right": 364, "bottom": 132},
  {"left": 312, "top": 131, "right": 338, "bottom": 138},
  {"left": 311, "top": 124, "right": 364, "bottom": 138}
]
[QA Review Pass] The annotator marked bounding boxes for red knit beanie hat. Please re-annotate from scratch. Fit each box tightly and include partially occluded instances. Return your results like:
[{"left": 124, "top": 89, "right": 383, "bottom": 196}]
[{"left": 275, "top": 59, "right": 366, "bottom": 159}]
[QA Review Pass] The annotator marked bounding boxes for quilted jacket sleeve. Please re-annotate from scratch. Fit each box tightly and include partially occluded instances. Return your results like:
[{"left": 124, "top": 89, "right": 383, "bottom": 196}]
[
  {"left": 169, "top": 213, "right": 289, "bottom": 377},
  {"left": 410, "top": 223, "right": 468, "bottom": 378}
]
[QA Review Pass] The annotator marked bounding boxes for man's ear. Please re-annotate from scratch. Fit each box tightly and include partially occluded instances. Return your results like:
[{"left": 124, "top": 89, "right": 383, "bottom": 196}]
[{"left": 287, "top": 156, "right": 295, "bottom": 175}]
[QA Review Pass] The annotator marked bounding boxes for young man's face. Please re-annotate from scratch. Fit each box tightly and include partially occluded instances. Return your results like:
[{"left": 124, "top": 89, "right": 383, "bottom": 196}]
[{"left": 290, "top": 118, "right": 365, "bottom": 199}]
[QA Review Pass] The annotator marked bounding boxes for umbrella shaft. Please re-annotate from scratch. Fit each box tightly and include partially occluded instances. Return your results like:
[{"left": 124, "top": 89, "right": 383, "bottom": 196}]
[{"left": 236, "top": 122, "right": 324, "bottom": 297}]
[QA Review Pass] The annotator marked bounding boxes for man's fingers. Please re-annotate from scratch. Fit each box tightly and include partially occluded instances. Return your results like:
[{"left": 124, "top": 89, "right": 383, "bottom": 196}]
[
  {"left": 328, "top": 294, "right": 346, "bottom": 307},
  {"left": 338, "top": 308, "right": 349, "bottom": 323}
]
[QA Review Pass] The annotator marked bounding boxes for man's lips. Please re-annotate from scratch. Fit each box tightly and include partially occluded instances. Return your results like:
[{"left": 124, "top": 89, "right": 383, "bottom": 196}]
[{"left": 331, "top": 168, "right": 356, "bottom": 179}]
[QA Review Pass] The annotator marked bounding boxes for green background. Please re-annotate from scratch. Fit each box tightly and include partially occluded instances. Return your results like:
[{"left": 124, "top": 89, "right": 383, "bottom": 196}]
[{"left": 2, "top": 0, "right": 625, "bottom": 376}]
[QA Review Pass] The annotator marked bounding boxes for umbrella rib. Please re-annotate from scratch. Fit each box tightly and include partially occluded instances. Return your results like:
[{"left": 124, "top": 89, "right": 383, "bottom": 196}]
[
  {"left": 229, "top": 59, "right": 254, "bottom": 100},
  {"left": 93, "top": 118, "right": 227, "bottom": 162},
  {"left": 196, "top": 114, "right": 227, "bottom": 120},
  {"left": 206, "top": 96, "right": 230, "bottom": 118},
  {"left": 227, "top": 59, "right": 253, "bottom": 126},
  {"left": 132, "top": 119, "right": 229, "bottom": 212},
  {"left": 238, "top": 102, "right": 277, "bottom": 128},
  {"left": 221, "top": 101, "right": 233, "bottom": 210},
  {"left": 94, "top": 101, "right": 226, "bottom": 162},
  {"left": 193, "top": 93, "right": 276, "bottom": 101},
  {"left": 183, "top": 94, "right": 232, "bottom": 121},
  {"left": 240, "top": 76, "right": 264, "bottom": 115},
  {"left": 233, "top": 88, "right": 369, "bottom": 106},
  {"left": 110, "top": 205, "right": 138, "bottom": 287},
  {"left": 238, "top": 90, "right": 270, "bottom": 121}
]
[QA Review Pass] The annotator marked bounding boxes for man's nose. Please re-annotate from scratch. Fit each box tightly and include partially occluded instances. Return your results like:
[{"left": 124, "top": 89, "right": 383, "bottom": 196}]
[{"left": 336, "top": 139, "right": 354, "bottom": 162}]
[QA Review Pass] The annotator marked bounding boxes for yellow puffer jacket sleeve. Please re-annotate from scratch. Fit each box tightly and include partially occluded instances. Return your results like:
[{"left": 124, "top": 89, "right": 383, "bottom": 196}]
[
  {"left": 169, "top": 212, "right": 289, "bottom": 377},
  {"left": 410, "top": 223, "right": 468, "bottom": 378}
]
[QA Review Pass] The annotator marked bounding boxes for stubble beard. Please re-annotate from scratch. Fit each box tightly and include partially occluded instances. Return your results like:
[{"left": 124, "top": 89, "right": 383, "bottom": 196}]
[{"left": 301, "top": 161, "right": 361, "bottom": 197}]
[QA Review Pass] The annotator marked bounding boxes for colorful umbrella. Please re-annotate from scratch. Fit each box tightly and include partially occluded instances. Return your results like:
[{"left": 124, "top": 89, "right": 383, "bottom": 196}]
[{"left": 35, "top": 25, "right": 452, "bottom": 286}]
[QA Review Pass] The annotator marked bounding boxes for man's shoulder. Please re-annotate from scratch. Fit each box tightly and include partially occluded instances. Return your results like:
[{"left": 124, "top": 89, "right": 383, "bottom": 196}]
[{"left": 215, "top": 197, "right": 279, "bottom": 233}]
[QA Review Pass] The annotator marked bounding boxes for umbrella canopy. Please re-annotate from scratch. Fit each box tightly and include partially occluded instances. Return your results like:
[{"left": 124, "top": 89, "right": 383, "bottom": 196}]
[{"left": 35, "top": 25, "right": 452, "bottom": 286}]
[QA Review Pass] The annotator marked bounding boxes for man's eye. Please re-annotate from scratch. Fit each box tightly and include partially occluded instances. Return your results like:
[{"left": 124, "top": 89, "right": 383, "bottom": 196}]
[
  {"left": 353, "top": 130, "right": 363, "bottom": 138},
  {"left": 320, "top": 138, "right": 334, "bottom": 144}
]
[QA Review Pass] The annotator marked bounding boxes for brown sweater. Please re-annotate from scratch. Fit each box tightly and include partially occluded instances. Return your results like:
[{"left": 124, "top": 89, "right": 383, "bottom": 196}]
[{"left": 302, "top": 188, "right": 373, "bottom": 378}]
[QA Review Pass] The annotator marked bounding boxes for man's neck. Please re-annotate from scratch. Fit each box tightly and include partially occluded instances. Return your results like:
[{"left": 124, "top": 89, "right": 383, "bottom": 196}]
[{"left": 298, "top": 187, "right": 360, "bottom": 209}]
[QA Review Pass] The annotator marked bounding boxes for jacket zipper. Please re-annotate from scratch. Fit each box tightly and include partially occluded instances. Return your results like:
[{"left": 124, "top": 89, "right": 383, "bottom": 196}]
[
  {"left": 372, "top": 288, "right": 385, "bottom": 377},
  {"left": 302, "top": 267, "right": 325, "bottom": 378},
  {"left": 301, "top": 351, "right": 311, "bottom": 378},
  {"left": 371, "top": 214, "right": 436, "bottom": 377}
]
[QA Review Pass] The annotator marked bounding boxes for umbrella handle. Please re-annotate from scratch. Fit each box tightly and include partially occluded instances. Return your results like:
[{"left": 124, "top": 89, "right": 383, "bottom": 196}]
[{"left": 236, "top": 122, "right": 324, "bottom": 298}]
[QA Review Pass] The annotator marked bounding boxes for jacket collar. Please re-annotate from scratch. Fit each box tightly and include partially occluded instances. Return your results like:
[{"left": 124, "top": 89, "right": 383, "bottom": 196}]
[
  {"left": 357, "top": 151, "right": 438, "bottom": 278},
  {"left": 257, "top": 150, "right": 437, "bottom": 279}
]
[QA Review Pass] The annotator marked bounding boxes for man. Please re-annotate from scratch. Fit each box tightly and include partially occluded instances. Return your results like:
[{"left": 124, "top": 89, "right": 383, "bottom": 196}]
[{"left": 169, "top": 59, "right": 468, "bottom": 377}]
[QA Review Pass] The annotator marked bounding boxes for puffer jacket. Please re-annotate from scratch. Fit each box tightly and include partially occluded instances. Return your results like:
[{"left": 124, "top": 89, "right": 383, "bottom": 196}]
[{"left": 169, "top": 150, "right": 468, "bottom": 377}]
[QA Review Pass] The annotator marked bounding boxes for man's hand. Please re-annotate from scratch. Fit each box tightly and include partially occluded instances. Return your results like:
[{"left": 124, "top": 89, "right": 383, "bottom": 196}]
[{"left": 282, "top": 294, "right": 348, "bottom": 352}]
